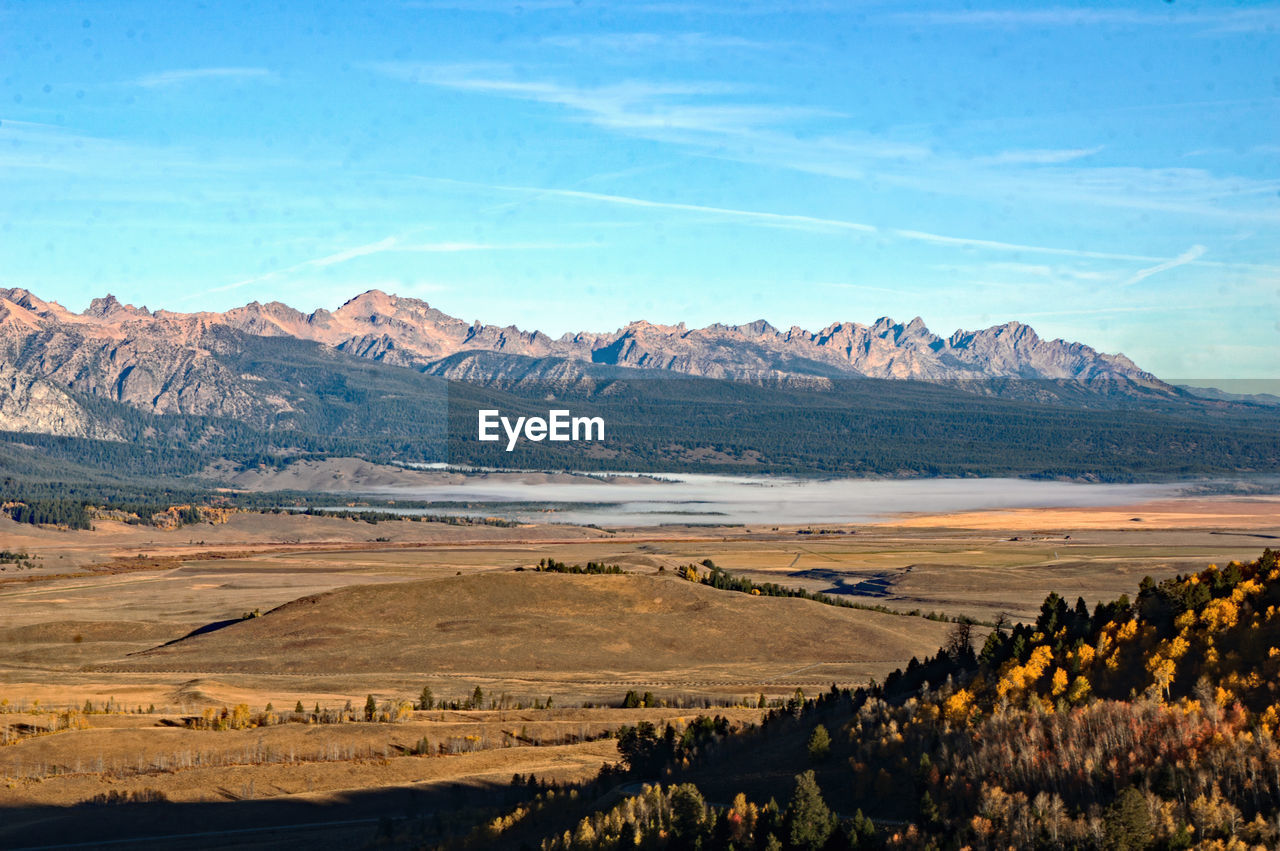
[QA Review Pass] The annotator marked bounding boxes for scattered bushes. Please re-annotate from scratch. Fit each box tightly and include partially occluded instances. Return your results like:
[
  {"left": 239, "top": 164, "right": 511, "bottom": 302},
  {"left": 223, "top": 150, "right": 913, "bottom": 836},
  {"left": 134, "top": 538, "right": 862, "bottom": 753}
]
[{"left": 82, "top": 789, "right": 169, "bottom": 806}]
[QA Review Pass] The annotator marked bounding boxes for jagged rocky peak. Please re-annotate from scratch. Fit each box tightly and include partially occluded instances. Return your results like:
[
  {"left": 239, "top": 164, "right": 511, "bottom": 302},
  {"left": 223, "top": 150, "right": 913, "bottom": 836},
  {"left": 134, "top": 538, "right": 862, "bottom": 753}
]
[
  {"left": 900, "top": 316, "right": 934, "bottom": 338},
  {"left": 220, "top": 300, "right": 311, "bottom": 336},
  {"left": 336, "top": 289, "right": 412, "bottom": 317},
  {"left": 713, "top": 319, "right": 777, "bottom": 338},
  {"left": 953, "top": 321, "right": 1038, "bottom": 344},
  {"left": 0, "top": 288, "right": 86, "bottom": 326},
  {"left": 0, "top": 286, "right": 1163, "bottom": 389},
  {"left": 84, "top": 294, "right": 150, "bottom": 320},
  {"left": 305, "top": 307, "right": 337, "bottom": 328},
  {"left": 336, "top": 289, "right": 401, "bottom": 318},
  {"left": 1, "top": 287, "right": 52, "bottom": 313},
  {"left": 617, "top": 319, "right": 690, "bottom": 337},
  {"left": 855, "top": 316, "right": 939, "bottom": 346},
  {"left": 237, "top": 299, "right": 308, "bottom": 320},
  {"left": 335, "top": 289, "right": 467, "bottom": 327}
]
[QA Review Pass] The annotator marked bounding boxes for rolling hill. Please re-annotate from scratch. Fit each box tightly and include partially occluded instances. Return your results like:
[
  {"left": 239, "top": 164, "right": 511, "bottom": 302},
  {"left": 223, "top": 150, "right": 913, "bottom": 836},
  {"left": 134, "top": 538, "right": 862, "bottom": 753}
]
[{"left": 106, "top": 571, "right": 957, "bottom": 679}]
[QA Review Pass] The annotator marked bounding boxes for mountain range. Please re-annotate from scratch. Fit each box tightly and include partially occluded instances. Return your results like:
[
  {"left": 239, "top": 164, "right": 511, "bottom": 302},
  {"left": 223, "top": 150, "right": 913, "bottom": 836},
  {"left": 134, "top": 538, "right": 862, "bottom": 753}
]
[{"left": 0, "top": 287, "right": 1173, "bottom": 438}]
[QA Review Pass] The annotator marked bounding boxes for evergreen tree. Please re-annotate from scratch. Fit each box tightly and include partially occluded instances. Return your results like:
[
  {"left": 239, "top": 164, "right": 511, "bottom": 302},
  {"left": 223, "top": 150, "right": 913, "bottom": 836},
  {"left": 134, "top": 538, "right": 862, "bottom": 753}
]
[
  {"left": 1104, "top": 787, "right": 1152, "bottom": 850},
  {"left": 806, "top": 724, "right": 831, "bottom": 762},
  {"left": 846, "top": 809, "right": 875, "bottom": 847},
  {"left": 920, "top": 790, "right": 941, "bottom": 828},
  {"left": 670, "top": 783, "right": 706, "bottom": 839},
  {"left": 786, "top": 770, "right": 834, "bottom": 850}
]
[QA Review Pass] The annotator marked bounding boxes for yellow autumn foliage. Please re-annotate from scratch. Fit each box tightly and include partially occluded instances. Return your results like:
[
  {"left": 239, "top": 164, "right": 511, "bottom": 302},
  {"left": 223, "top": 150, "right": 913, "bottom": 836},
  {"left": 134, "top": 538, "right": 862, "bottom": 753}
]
[
  {"left": 944, "top": 688, "right": 975, "bottom": 724},
  {"left": 1201, "top": 598, "right": 1240, "bottom": 632}
]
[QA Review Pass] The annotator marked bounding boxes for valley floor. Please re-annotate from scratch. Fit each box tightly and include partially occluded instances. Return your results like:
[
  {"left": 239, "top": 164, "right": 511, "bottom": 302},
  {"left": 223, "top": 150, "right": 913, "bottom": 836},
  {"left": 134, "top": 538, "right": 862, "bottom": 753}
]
[{"left": 0, "top": 494, "right": 1276, "bottom": 847}]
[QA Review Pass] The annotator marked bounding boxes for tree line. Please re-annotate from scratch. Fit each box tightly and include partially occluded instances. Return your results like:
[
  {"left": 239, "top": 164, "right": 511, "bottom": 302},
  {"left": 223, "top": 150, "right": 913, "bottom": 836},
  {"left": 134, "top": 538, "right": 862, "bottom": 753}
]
[{"left": 685, "top": 560, "right": 981, "bottom": 624}]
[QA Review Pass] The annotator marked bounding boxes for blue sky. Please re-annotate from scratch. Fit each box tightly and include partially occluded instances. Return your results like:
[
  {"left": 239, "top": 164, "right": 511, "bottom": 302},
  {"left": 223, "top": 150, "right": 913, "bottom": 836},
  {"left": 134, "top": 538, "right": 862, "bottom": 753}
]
[{"left": 2, "top": 1, "right": 1278, "bottom": 378}]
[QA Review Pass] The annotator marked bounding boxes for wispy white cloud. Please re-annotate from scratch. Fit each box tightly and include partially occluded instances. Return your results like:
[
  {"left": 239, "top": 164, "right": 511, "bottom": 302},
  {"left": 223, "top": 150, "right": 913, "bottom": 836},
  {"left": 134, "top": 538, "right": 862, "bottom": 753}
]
[
  {"left": 483, "top": 182, "right": 879, "bottom": 233},
  {"left": 940, "top": 261, "right": 1112, "bottom": 282},
  {"left": 203, "top": 234, "right": 590, "bottom": 296},
  {"left": 894, "top": 9, "right": 1157, "bottom": 26},
  {"left": 978, "top": 146, "right": 1104, "bottom": 165},
  {"left": 400, "top": 0, "right": 582, "bottom": 9},
  {"left": 419, "top": 177, "right": 1280, "bottom": 273},
  {"left": 1187, "top": 143, "right": 1280, "bottom": 158},
  {"left": 889, "top": 7, "right": 1280, "bottom": 33},
  {"left": 1015, "top": 304, "right": 1218, "bottom": 318},
  {"left": 1121, "top": 244, "right": 1207, "bottom": 287},
  {"left": 366, "top": 62, "right": 838, "bottom": 137},
  {"left": 874, "top": 162, "right": 1280, "bottom": 223},
  {"left": 398, "top": 240, "right": 590, "bottom": 251},
  {"left": 0, "top": 117, "right": 302, "bottom": 176},
  {"left": 402, "top": 0, "right": 852, "bottom": 14},
  {"left": 539, "top": 32, "right": 780, "bottom": 52},
  {"left": 206, "top": 236, "right": 404, "bottom": 294},
  {"left": 308, "top": 236, "right": 399, "bottom": 268},
  {"left": 889, "top": 228, "right": 1159, "bottom": 263},
  {"left": 133, "top": 67, "right": 276, "bottom": 88},
  {"left": 369, "top": 64, "right": 1279, "bottom": 224},
  {"left": 416, "top": 174, "right": 1280, "bottom": 273}
]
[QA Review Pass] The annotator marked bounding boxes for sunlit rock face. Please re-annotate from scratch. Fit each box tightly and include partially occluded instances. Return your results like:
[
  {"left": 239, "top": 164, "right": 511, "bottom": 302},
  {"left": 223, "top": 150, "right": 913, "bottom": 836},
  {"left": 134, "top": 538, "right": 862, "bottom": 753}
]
[{"left": 0, "top": 286, "right": 1168, "bottom": 436}]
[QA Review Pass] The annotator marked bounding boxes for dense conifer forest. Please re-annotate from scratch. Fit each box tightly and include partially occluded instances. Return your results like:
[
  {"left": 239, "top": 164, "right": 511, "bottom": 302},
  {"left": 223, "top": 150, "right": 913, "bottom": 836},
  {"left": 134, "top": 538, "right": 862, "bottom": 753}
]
[
  {"left": 0, "top": 477, "right": 517, "bottom": 530},
  {"left": 445, "top": 378, "right": 1280, "bottom": 479},
  {"left": 2, "top": 365, "right": 1279, "bottom": 486}
]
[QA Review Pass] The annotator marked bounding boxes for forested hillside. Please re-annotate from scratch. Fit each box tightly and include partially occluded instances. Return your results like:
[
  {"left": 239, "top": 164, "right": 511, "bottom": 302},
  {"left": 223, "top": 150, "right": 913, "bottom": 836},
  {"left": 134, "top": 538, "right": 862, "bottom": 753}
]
[
  {"left": 441, "top": 550, "right": 1280, "bottom": 849},
  {"left": 446, "top": 377, "right": 1280, "bottom": 480},
  {"left": 7, "top": 371, "right": 1279, "bottom": 488}
]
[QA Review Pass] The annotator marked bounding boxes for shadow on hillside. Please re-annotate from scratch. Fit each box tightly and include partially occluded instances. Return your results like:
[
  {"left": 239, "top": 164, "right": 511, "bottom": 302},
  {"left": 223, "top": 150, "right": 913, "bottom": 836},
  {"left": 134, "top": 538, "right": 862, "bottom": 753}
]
[
  {"left": 0, "top": 777, "right": 536, "bottom": 850},
  {"left": 788, "top": 567, "right": 906, "bottom": 598},
  {"left": 149, "top": 618, "right": 245, "bottom": 650}
]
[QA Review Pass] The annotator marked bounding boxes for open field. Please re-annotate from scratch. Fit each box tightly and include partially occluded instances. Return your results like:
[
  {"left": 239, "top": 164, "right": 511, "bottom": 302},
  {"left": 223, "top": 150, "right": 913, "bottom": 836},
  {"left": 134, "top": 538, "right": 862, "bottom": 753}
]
[
  {"left": 2, "top": 498, "right": 1275, "bottom": 703},
  {"left": 0, "top": 511, "right": 615, "bottom": 575},
  {"left": 886, "top": 494, "right": 1280, "bottom": 531},
  {"left": 0, "top": 494, "right": 1276, "bottom": 845},
  {"left": 0, "top": 706, "right": 767, "bottom": 806}
]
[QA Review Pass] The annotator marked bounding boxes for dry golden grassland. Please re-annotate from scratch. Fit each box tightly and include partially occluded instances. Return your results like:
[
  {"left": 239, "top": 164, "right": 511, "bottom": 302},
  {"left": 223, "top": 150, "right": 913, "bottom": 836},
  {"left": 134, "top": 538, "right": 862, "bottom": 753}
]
[
  {"left": 0, "top": 706, "right": 766, "bottom": 807},
  {"left": 0, "top": 495, "right": 1275, "bottom": 828}
]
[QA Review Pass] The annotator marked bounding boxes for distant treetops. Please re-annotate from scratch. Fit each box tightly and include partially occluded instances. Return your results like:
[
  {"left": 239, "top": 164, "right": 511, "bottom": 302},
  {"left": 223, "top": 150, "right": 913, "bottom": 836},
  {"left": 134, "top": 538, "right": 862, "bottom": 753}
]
[
  {"left": 927, "top": 547, "right": 1280, "bottom": 718},
  {"left": 861, "top": 548, "right": 1280, "bottom": 847}
]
